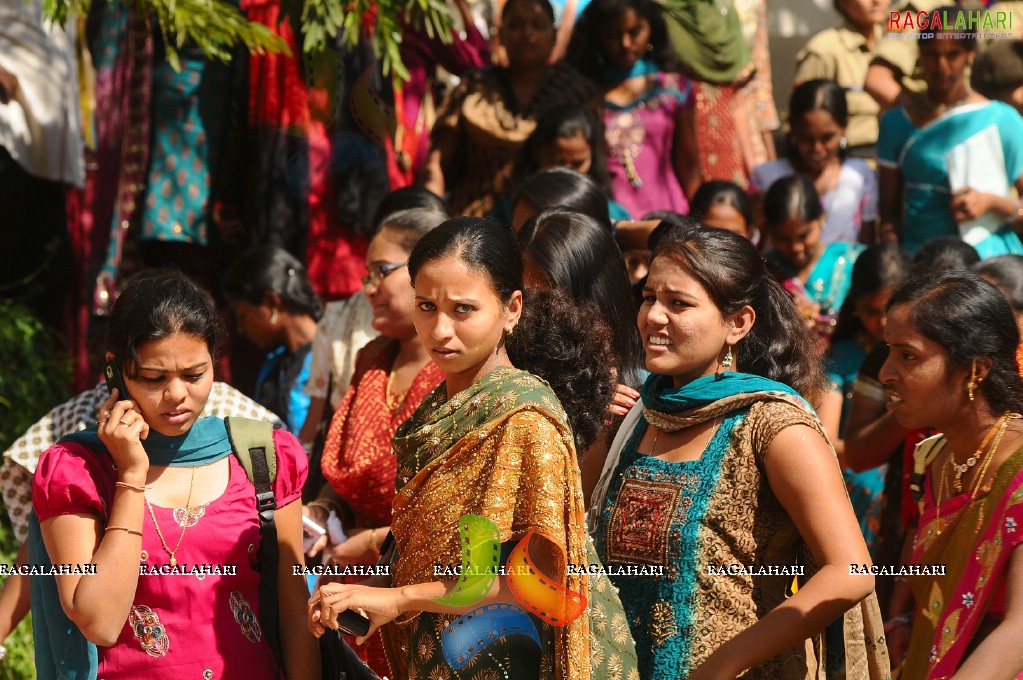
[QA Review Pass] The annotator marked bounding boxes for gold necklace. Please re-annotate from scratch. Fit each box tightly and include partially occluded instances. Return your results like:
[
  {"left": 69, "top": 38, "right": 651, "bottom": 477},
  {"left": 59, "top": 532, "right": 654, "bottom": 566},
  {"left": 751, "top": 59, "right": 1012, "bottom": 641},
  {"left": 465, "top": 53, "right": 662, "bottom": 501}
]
[
  {"left": 145, "top": 466, "right": 197, "bottom": 567},
  {"left": 384, "top": 370, "right": 406, "bottom": 411},
  {"left": 948, "top": 414, "right": 1006, "bottom": 495},
  {"left": 936, "top": 413, "right": 1020, "bottom": 534},
  {"left": 967, "top": 413, "right": 1019, "bottom": 498}
]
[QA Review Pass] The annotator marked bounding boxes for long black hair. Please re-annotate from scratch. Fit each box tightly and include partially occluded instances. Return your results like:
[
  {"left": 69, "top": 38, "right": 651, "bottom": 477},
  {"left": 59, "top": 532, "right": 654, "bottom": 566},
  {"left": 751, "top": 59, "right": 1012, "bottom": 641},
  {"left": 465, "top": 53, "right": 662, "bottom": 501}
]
[
  {"left": 517, "top": 208, "right": 644, "bottom": 384},
  {"left": 513, "top": 167, "right": 612, "bottom": 230},
  {"left": 512, "top": 104, "right": 614, "bottom": 199},
  {"left": 107, "top": 269, "right": 222, "bottom": 376},
  {"left": 567, "top": 0, "right": 679, "bottom": 80},
  {"left": 408, "top": 217, "right": 617, "bottom": 450},
  {"left": 887, "top": 269, "right": 1023, "bottom": 413},
  {"left": 220, "top": 246, "right": 324, "bottom": 321},
  {"left": 831, "top": 243, "right": 910, "bottom": 344},
  {"left": 652, "top": 222, "right": 828, "bottom": 404},
  {"left": 788, "top": 79, "right": 849, "bottom": 164}
]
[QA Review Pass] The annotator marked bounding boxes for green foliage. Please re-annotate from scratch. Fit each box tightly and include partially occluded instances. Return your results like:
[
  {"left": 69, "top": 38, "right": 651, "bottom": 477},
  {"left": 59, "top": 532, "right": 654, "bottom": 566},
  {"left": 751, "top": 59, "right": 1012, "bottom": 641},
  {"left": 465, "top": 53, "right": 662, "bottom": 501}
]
[
  {"left": 291, "top": 0, "right": 455, "bottom": 81},
  {"left": 44, "top": 0, "right": 457, "bottom": 82},
  {"left": 43, "top": 0, "right": 289, "bottom": 70},
  {"left": 0, "top": 302, "right": 70, "bottom": 453},
  {"left": 0, "top": 302, "right": 69, "bottom": 680}
]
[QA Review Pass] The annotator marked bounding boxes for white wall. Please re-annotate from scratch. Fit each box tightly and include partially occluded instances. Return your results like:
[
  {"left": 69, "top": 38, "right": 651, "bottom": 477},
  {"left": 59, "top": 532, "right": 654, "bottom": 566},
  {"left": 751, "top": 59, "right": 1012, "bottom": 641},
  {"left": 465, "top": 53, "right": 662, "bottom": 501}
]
[{"left": 766, "top": 0, "right": 844, "bottom": 119}]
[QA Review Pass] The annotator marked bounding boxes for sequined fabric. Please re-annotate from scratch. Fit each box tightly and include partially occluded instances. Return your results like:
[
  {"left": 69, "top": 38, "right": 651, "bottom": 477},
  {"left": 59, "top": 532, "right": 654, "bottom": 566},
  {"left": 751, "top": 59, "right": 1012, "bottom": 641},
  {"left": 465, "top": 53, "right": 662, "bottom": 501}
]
[
  {"left": 319, "top": 337, "right": 443, "bottom": 676},
  {"left": 384, "top": 367, "right": 592, "bottom": 679},
  {"left": 904, "top": 443, "right": 1023, "bottom": 678}
]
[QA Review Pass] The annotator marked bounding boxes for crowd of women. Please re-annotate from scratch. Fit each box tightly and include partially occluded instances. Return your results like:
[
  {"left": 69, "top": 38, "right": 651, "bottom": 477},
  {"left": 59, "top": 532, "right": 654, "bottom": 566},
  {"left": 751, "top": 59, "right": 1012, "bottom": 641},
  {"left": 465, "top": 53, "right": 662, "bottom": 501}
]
[{"left": 5, "top": 0, "right": 1023, "bottom": 678}]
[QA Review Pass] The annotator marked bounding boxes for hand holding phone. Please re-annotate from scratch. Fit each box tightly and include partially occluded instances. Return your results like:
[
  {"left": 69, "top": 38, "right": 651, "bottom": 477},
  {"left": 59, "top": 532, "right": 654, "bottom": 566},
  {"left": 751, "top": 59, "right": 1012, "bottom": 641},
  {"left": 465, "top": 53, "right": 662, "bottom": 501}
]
[
  {"left": 334, "top": 609, "right": 371, "bottom": 637},
  {"left": 97, "top": 357, "right": 149, "bottom": 473},
  {"left": 104, "top": 359, "right": 131, "bottom": 400},
  {"left": 303, "top": 515, "right": 327, "bottom": 537}
]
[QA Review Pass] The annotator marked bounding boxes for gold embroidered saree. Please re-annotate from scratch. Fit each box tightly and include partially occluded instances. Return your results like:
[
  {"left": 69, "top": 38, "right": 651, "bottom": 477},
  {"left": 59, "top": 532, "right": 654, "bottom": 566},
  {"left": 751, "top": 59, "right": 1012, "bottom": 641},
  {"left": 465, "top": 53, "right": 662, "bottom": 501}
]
[{"left": 382, "top": 367, "right": 611, "bottom": 679}]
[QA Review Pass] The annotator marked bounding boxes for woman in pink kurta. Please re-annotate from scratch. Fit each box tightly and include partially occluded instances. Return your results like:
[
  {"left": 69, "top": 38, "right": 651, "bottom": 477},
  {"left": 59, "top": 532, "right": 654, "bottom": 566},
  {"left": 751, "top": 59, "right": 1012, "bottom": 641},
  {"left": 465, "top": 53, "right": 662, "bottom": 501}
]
[
  {"left": 33, "top": 429, "right": 307, "bottom": 678},
  {"left": 30, "top": 270, "right": 317, "bottom": 679},
  {"left": 567, "top": 0, "right": 701, "bottom": 218}
]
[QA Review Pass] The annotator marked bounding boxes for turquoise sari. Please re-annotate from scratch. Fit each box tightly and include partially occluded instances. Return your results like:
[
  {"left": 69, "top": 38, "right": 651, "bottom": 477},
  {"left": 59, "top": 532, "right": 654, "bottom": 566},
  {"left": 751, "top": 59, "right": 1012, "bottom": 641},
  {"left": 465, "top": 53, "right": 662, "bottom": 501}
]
[
  {"left": 768, "top": 241, "right": 863, "bottom": 318},
  {"left": 878, "top": 100, "right": 1023, "bottom": 257}
]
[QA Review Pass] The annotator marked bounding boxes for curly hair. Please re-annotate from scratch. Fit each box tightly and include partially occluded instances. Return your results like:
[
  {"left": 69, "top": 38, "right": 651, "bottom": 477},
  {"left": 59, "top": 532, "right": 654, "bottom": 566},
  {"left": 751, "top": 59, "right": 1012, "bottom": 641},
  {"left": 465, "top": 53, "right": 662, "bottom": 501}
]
[
  {"left": 566, "top": 0, "right": 679, "bottom": 80},
  {"left": 508, "top": 288, "right": 618, "bottom": 451}
]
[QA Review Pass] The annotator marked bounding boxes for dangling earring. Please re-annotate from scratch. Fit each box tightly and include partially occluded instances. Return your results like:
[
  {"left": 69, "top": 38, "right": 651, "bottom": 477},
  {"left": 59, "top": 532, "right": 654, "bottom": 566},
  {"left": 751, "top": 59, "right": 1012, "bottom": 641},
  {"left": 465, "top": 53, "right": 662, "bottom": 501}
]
[
  {"left": 840, "top": 136, "right": 848, "bottom": 150},
  {"left": 269, "top": 309, "right": 279, "bottom": 325},
  {"left": 966, "top": 359, "right": 978, "bottom": 401},
  {"left": 721, "top": 346, "right": 734, "bottom": 371}
]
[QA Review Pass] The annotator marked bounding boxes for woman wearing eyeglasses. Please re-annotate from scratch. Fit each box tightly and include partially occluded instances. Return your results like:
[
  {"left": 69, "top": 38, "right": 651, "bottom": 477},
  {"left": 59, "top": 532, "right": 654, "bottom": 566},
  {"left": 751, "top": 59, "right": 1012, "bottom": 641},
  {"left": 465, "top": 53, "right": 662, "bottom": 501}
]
[{"left": 302, "top": 209, "right": 447, "bottom": 675}]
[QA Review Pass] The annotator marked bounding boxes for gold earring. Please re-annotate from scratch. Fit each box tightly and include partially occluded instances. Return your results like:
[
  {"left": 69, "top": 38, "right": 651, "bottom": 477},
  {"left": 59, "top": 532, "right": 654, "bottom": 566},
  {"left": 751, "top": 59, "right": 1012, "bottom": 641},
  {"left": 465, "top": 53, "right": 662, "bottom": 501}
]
[
  {"left": 721, "top": 346, "right": 734, "bottom": 371},
  {"left": 270, "top": 309, "right": 279, "bottom": 325},
  {"left": 966, "top": 359, "right": 978, "bottom": 401}
]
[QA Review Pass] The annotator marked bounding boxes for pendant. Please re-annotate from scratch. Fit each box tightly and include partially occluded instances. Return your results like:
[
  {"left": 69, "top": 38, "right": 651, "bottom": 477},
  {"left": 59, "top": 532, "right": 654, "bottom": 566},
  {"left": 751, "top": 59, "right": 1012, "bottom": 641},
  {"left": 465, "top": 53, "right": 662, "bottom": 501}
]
[
  {"left": 140, "top": 550, "right": 148, "bottom": 562},
  {"left": 170, "top": 556, "right": 177, "bottom": 568},
  {"left": 623, "top": 153, "right": 643, "bottom": 188}
]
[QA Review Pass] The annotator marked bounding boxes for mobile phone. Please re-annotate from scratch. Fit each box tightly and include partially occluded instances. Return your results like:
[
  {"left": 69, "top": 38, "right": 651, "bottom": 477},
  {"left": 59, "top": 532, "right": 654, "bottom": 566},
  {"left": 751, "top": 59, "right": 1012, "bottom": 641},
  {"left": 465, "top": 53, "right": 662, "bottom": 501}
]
[
  {"left": 302, "top": 515, "right": 327, "bottom": 537},
  {"left": 104, "top": 359, "right": 131, "bottom": 400},
  {"left": 334, "top": 609, "right": 371, "bottom": 637}
]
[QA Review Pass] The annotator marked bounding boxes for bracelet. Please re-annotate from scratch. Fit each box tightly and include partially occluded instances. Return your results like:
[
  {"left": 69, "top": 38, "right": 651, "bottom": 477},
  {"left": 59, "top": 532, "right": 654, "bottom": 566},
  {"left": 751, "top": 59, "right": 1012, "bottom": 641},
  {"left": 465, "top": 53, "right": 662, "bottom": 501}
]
[
  {"left": 115, "top": 481, "right": 149, "bottom": 492},
  {"left": 883, "top": 611, "right": 914, "bottom": 633},
  {"left": 368, "top": 528, "right": 380, "bottom": 556},
  {"left": 106, "top": 525, "right": 143, "bottom": 536}
]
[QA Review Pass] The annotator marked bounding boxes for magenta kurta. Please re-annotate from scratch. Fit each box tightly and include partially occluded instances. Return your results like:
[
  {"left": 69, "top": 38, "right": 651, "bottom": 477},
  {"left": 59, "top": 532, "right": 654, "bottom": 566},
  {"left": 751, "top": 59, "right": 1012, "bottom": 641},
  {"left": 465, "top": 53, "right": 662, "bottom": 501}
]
[
  {"left": 33, "top": 428, "right": 307, "bottom": 679},
  {"left": 604, "top": 71, "right": 693, "bottom": 218}
]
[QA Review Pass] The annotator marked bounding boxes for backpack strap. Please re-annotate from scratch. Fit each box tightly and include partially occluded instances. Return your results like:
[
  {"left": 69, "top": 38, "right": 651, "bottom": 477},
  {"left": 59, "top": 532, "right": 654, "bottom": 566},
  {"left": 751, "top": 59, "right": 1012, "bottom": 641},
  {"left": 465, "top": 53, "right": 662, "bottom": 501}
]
[{"left": 225, "top": 417, "right": 282, "bottom": 666}]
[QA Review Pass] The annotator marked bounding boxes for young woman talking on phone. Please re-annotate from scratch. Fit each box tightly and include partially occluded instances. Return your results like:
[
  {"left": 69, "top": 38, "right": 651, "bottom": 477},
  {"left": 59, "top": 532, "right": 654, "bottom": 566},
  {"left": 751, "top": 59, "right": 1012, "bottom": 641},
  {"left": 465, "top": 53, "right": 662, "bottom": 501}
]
[{"left": 31, "top": 270, "right": 318, "bottom": 679}]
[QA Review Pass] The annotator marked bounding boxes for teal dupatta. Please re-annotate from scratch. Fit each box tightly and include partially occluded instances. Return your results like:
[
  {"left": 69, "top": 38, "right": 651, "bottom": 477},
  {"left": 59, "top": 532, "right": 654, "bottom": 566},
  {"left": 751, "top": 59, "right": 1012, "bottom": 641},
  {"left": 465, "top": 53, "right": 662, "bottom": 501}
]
[{"left": 32, "top": 416, "right": 233, "bottom": 678}]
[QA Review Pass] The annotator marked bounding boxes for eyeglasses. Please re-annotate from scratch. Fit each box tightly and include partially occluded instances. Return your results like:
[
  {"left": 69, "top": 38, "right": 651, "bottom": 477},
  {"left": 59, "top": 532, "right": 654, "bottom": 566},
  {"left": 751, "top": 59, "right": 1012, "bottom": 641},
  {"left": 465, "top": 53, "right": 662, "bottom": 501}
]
[{"left": 362, "top": 261, "right": 408, "bottom": 289}]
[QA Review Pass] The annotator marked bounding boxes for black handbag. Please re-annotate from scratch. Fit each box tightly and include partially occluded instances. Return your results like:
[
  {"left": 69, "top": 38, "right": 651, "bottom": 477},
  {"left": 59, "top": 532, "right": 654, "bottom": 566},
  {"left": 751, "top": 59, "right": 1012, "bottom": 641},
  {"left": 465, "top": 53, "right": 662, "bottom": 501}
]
[
  {"left": 226, "top": 418, "right": 381, "bottom": 680},
  {"left": 319, "top": 629, "right": 379, "bottom": 680}
]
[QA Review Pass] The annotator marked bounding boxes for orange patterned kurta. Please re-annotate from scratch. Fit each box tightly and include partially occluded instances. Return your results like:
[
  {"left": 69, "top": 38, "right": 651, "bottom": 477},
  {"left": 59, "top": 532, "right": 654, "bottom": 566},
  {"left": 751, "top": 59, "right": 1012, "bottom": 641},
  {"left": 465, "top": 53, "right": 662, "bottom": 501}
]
[
  {"left": 321, "top": 336, "right": 444, "bottom": 527},
  {"left": 319, "top": 336, "right": 443, "bottom": 675}
]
